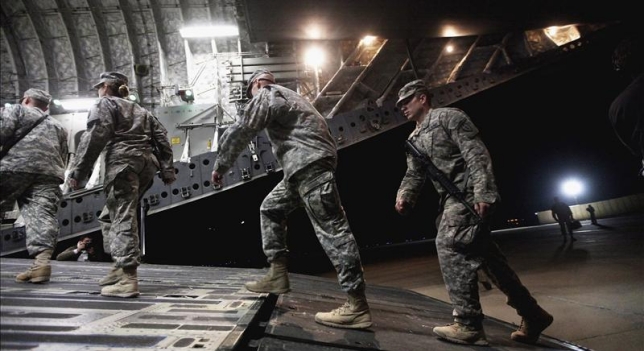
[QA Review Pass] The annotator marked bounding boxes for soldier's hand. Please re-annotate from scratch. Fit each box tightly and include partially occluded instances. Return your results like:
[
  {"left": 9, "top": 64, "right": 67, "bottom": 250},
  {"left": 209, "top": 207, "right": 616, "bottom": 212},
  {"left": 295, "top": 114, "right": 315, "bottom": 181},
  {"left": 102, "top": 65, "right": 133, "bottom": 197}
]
[
  {"left": 474, "top": 202, "right": 492, "bottom": 218},
  {"left": 211, "top": 170, "right": 223, "bottom": 187},
  {"left": 395, "top": 198, "right": 411, "bottom": 216},
  {"left": 68, "top": 178, "right": 80, "bottom": 190},
  {"left": 161, "top": 168, "right": 176, "bottom": 185}
]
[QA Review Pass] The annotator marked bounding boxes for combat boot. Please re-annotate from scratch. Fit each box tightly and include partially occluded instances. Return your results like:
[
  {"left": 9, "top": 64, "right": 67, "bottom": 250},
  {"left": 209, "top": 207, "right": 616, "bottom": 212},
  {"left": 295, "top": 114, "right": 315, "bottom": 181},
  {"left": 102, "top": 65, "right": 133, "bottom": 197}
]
[
  {"left": 101, "top": 266, "right": 139, "bottom": 298},
  {"left": 245, "top": 256, "right": 290, "bottom": 294},
  {"left": 16, "top": 249, "right": 53, "bottom": 283},
  {"left": 511, "top": 306, "right": 553, "bottom": 344},
  {"left": 315, "top": 288, "right": 372, "bottom": 329},
  {"left": 433, "top": 323, "right": 489, "bottom": 346},
  {"left": 99, "top": 267, "right": 123, "bottom": 286}
]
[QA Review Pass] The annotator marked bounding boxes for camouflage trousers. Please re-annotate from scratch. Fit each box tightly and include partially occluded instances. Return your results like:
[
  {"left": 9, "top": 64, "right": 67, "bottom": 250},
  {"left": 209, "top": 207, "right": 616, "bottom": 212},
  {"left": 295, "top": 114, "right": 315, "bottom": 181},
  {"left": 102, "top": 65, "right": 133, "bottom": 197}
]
[
  {"left": 435, "top": 204, "right": 539, "bottom": 328},
  {"left": 99, "top": 160, "right": 156, "bottom": 268},
  {"left": 259, "top": 161, "right": 365, "bottom": 292},
  {"left": 0, "top": 171, "right": 62, "bottom": 256}
]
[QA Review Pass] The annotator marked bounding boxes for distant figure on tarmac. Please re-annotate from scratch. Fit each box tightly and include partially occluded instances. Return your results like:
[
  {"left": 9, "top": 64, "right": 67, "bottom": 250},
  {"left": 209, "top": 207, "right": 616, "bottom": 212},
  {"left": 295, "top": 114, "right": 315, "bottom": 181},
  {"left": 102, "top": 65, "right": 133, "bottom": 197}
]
[
  {"left": 586, "top": 204, "right": 598, "bottom": 225},
  {"left": 550, "top": 197, "right": 576, "bottom": 242}
]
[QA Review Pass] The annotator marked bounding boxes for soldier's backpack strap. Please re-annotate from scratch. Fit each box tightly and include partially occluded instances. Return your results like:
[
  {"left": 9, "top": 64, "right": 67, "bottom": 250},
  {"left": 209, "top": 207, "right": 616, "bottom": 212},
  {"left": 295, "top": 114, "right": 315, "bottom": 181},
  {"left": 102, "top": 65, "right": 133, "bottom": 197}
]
[{"left": 0, "top": 113, "right": 49, "bottom": 159}]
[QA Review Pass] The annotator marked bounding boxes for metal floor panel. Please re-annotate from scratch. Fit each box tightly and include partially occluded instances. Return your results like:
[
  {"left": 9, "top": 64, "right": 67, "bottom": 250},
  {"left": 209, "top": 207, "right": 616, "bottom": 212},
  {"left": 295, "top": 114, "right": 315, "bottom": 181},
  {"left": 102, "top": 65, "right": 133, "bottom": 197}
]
[
  {"left": 0, "top": 259, "right": 589, "bottom": 351},
  {"left": 1, "top": 260, "right": 266, "bottom": 351}
]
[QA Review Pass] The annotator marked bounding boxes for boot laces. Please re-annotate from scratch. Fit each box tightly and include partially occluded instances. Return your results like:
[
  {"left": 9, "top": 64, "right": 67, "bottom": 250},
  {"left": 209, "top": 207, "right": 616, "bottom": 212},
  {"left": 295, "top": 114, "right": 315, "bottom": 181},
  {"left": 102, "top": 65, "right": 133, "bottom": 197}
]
[{"left": 330, "top": 301, "right": 352, "bottom": 315}]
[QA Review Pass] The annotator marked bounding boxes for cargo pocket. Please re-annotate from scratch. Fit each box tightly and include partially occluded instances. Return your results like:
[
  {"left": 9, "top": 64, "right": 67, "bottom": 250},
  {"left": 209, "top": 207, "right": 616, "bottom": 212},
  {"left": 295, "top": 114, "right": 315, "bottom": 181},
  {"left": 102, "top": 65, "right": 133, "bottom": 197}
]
[
  {"left": 443, "top": 209, "right": 489, "bottom": 252},
  {"left": 301, "top": 172, "right": 340, "bottom": 223},
  {"left": 452, "top": 222, "right": 490, "bottom": 252}
]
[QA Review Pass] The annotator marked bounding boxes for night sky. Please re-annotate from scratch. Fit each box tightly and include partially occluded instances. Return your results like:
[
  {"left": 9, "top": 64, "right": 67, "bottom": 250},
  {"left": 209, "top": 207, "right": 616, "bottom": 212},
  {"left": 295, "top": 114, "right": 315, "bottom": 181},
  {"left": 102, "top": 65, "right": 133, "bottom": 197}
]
[
  {"left": 143, "top": 26, "right": 643, "bottom": 270},
  {"left": 452, "top": 31, "right": 643, "bottom": 221}
]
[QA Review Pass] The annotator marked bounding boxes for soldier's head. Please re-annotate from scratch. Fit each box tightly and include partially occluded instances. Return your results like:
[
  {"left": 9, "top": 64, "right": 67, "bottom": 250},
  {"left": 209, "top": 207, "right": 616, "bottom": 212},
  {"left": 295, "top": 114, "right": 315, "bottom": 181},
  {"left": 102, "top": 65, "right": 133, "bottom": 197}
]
[
  {"left": 92, "top": 72, "right": 130, "bottom": 98},
  {"left": 20, "top": 88, "right": 52, "bottom": 112},
  {"left": 246, "top": 69, "right": 275, "bottom": 99},
  {"left": 396, "top": 79, "right": 431, "bottom": 122}
]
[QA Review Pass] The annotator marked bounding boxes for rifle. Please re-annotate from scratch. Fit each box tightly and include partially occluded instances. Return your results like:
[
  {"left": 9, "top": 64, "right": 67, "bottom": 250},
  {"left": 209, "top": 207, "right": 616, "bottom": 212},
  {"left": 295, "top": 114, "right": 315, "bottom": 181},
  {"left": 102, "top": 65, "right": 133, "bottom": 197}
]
[{"left": 405, "top": 139, "right": 480, "bottom": 219}]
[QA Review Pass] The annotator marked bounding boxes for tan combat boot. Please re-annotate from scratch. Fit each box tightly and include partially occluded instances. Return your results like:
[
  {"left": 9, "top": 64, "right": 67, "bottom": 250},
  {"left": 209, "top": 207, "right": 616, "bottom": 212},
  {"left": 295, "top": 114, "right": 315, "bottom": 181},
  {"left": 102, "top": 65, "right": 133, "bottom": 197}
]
[
  {"left": 245, "top": 256, "right": 290, "bottom": 294},
  {"left": 511, "top": 307, "right": 554, "bottom": 344},
  {"left": 315, "top": 288, "right": 372, "bottom": 329},
  {"left": 101, "top": 266, "right": 139, "bottom": 298},
  {"left": 16, "top": 249, "right": 53, "bottom": 283},
  {"left": 99, "top": 267, "right": 123, "bottom": 286},
  {"left": 433, "top": 323, "right": 489, "bottom": 346}
]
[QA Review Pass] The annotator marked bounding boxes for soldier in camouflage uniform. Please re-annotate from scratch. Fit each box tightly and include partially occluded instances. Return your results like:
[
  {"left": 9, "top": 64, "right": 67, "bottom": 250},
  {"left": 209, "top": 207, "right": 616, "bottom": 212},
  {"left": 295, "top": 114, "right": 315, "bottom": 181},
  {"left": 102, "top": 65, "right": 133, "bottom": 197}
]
[
  {"left": 0, "top": 88, "right": 68, "bottom": 283},
  {"left": 68, "top": 72, "right": 176, "bottom": 298},
  {"left": 394, "top": 80, "right": 553, "bottom": 345},
  {"left": 211, "top": 69, "right": 372, "bottom": 329}
]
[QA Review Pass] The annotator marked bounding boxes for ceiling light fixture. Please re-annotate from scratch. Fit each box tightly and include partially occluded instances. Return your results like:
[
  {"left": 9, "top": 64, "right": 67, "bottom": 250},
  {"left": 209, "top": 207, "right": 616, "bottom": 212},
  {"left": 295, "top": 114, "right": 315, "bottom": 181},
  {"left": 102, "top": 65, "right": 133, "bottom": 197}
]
[
  {"left": 53, "top": 98, "right": 97, "bottom": 111},
  {"left": 179, "top": 25, "right": 239, "bottom": 38}
]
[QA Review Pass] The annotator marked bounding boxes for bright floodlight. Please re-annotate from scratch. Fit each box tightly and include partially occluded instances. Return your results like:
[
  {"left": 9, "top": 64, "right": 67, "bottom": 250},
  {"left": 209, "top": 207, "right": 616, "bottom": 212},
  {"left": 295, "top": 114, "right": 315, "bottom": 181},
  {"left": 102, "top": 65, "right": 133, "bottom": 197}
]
[
  {"left": 179, "top": 25, "right": 239, "bottom": 38},
  {"left": 544, "top": 25, "right": 580, "bottom": 46},
  {"left": 305, "top": 24, "right": 323, "bottom": 39},
  {"left": 304, "top": 47, "right": 325, "bottom": 68},
  {"left": 561, "top": 178, "right": 583, "bottom": 197},
  {"left": 361, "top": 35, "right": 377, "bottom": 46}
]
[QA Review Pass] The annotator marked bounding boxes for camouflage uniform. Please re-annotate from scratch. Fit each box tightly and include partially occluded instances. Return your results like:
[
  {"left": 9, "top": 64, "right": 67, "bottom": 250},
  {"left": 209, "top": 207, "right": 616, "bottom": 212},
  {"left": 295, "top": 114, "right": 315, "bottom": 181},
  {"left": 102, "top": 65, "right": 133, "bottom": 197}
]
[
  {"left": 0, "top": 102, "right": 68, "bottom": 255},
  {"left": 68, "top": 96, "right": 174, "bottom": 268},
  {"left": 397, "top": 107, "right": 541, "bottom": 328},
  {"left": 214, "top": 84, "right": 366, "bottom": 292}
]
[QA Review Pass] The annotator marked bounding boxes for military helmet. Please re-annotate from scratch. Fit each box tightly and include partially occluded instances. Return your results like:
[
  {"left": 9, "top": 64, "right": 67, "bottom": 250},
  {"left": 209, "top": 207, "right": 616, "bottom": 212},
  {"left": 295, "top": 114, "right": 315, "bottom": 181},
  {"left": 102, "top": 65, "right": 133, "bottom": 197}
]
[{"left": 246, "top": 69, "right": 275, "bottom": 98}]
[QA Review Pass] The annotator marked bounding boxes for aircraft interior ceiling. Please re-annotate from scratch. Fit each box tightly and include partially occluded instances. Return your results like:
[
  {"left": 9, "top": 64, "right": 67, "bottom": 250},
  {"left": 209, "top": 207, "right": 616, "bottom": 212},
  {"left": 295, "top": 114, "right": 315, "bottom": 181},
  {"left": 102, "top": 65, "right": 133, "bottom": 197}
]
[{"left": 0, "top": 0, "right": 636, "bottom": 112}]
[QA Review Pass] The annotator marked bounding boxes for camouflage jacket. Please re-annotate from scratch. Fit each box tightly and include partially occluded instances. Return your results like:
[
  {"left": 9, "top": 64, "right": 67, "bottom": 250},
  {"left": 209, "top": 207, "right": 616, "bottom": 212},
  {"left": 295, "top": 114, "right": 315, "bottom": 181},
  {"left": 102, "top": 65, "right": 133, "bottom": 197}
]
[
  {"left": 214, "top": 84, "right": 337, "bottom": 180},
  {"left": 0, "top": 104, "right": 69, "bottom": 182},
  {"left": 69, "top": 96, "right": 174, "bottom": 185},
  {"left": 397, "top": 107, "right": 499, "bottom": 212}
]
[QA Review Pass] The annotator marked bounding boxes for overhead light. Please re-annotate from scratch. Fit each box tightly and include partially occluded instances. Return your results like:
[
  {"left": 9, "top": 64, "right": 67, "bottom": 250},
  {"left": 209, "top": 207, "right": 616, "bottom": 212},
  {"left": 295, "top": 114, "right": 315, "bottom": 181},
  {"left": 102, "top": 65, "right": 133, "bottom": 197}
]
[
  {"left": 179, "top": 25, "right": 239, "bottom": 38},
  {"left": 53, "top": 98, "right": 97, "bottom": 111},
  {"left": 305, "top": 23, "right": 324, "bottom": 39},
  {"left": 128, "top": 91, "right": 140, "bottom": 104},
  {"left": 178, "top": 89, "right": 194, "bottom": 103},
  {"left": 361, "top": 36, "right": 377, "bottom": 46},
  {"left": 544, "top": 25, "right": 580, "bottom": 46},
  {"left": 304, "top": 46, "right": 325, "bottom": 68},
  {"left": 440, "top": 25, "right": 465, "bottom": 38}
]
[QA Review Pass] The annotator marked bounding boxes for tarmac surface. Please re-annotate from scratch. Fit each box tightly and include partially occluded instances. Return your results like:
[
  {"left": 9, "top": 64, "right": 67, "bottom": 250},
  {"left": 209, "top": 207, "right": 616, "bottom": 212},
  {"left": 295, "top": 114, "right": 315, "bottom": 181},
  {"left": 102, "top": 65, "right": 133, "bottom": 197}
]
[{"left": 317, "top": 214, "right": 644, "bottom": 351}]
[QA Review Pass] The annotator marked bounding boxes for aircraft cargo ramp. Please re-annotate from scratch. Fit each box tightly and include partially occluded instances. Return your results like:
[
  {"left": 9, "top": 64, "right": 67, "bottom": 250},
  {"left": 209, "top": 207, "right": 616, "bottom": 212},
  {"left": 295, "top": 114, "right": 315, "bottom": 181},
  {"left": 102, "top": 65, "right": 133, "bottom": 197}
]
[{"left": 1, "top": 259, "right": 588, "bottom": 351}]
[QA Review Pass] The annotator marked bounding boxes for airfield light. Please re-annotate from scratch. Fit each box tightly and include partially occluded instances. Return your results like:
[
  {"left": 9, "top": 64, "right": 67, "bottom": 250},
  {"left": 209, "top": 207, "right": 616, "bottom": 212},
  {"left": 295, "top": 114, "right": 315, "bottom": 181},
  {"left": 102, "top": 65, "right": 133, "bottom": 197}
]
[{"left": 561, "top": 178, "right": 583, "bottom": 204}]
